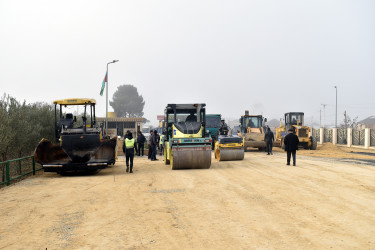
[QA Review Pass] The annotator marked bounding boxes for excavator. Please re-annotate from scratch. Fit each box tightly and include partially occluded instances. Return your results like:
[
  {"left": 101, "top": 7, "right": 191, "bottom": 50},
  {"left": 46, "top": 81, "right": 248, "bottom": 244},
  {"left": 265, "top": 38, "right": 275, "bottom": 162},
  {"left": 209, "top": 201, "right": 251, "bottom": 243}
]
[
  {"left": 34, "top": 98, "right": 117, "bottom": 174},
  {"left": 163, "top": 103, "right": 212, "bottom": 169}
]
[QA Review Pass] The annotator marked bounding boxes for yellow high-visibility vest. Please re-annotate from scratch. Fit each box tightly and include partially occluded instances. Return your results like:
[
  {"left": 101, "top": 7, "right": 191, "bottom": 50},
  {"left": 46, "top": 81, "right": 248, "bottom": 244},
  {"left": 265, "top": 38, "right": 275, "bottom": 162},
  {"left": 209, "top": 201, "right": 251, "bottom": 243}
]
[
  {"left": 125, "top": 138, "right": 135, "bottom": 148},
  {"left": 160, "top": 135, "right": 164, "bottom": 145}
]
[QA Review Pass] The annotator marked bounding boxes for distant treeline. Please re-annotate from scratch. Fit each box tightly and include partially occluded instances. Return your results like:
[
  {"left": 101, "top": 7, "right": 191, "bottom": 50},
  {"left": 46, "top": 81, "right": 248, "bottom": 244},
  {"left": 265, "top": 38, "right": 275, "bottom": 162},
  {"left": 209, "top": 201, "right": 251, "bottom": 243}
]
[{"left": 0, "top": 94, "right": 55, "bottom": 162}]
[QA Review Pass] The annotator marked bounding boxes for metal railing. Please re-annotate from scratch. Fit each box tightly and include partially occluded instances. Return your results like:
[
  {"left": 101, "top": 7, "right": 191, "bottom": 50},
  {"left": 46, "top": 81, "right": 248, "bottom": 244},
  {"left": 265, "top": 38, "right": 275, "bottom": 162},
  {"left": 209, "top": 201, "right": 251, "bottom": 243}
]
[
  {"left": 0, "top": 156, "right": 42, "bottom": 187},
  {"left": 324, "top": 129, "right": 333, "bottom": 143},
  {"left": 371, "top": 129, "right": 375, "bottom": 147},
  {"left": 337, "top": 128, "right": 347, "bottom": 145},
  {"left": 312, "top": 128, "right": 320, "bottom": 143}
]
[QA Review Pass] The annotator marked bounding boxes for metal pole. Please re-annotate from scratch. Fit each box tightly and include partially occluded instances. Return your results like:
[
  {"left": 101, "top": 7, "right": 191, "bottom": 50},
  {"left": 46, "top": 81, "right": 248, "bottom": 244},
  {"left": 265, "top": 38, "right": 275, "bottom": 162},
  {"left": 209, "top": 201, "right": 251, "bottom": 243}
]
[
  {"left": 320, "top": 109, "right": 322, "bottom": 128},
  {"left": 321, "top": 104, "right": 327, "bottom": 128},
  {"left": 105, "top": 60, "right": 119, "bottom": 138},
  {"left": 106, "top": 63, "right": 109, "bottom": 137},
  {"left": 335, "top": 86, "right": 337, "bottom": 128},
  {"left": 6, "top": 162, "right": 10, "bottom": 186}
]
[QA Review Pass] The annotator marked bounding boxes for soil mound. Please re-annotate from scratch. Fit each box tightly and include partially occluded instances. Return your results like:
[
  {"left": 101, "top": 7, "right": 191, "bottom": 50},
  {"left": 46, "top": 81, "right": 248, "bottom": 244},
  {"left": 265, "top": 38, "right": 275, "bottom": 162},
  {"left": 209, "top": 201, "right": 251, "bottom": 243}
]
[{"left": 319, "top": 142, "right": 343, "bottom": 152}]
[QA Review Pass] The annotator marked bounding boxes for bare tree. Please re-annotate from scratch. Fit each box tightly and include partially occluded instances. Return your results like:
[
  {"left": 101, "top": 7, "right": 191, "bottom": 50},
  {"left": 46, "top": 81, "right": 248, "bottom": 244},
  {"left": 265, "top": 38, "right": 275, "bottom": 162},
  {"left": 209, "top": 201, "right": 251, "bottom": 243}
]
[{"left": 341, "top": 111, "right": 358, "bottom": 130}]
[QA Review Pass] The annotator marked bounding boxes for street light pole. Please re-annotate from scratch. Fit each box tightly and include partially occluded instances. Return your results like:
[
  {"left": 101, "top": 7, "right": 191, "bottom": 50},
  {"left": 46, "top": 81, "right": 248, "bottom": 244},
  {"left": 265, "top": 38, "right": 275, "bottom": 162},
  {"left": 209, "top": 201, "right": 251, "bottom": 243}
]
[
  {"left": 321, "top": 104, "right": 327, "bottom": 128},
  {"left": 105, "top": 60, "right": 119, "bottom": 137},
  {"left": 334, "top": 85, "right": 337, "bottom": 128}
]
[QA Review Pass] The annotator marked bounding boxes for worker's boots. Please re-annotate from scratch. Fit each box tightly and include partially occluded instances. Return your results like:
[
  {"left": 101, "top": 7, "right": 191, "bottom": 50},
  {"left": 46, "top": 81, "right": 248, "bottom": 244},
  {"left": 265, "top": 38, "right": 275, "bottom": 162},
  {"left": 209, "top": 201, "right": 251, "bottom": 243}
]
[
  {"left": 126, "top": 166, "right": 129, "bottom": 172},
  {"left": 130, "top": 166, "right": 133, "bottom": 173}
]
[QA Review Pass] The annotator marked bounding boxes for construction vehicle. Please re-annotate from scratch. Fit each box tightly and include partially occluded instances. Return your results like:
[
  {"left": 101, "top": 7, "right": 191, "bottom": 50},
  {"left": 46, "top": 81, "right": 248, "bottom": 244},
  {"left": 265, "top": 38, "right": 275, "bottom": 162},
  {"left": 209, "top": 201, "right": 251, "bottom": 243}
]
[
  {"left": 238, "top": 110, "right": 267, "bottom": 151},
  {"left": 163, "top": 104, "right": 212, "bottom": 169},
  {"left": 34, "top": 98, "right": 117, "bottom": 174},
  {"left": 214, "top": 119, "right": 244, "bottom": 161},
  {"left": 206, "top": 114, "right": 222, "bottom": 149},
  {"left": 275, "top": 112, "right": 317, "bottom": 150}
]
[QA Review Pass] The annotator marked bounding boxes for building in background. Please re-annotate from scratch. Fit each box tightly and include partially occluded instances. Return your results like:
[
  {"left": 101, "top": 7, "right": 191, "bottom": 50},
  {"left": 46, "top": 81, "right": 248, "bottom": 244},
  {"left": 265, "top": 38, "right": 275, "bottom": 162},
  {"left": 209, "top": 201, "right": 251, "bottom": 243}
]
[{"left": 97, "top": 112, "right": 143, "bottom": 138}]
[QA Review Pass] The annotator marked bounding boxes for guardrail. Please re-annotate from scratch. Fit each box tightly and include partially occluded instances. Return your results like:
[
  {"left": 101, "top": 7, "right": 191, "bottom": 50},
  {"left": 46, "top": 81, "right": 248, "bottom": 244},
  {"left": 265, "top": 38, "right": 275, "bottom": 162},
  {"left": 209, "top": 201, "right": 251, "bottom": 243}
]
[{"left": 0, "top": 156, "right": 42, "bottom": 187}]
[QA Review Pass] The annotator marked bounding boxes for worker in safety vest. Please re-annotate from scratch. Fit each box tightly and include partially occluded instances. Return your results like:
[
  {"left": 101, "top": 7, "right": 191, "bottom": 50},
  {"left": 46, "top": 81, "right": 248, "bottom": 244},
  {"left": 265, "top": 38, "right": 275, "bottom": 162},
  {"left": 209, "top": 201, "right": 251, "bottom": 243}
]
[
  {"left": 124, "top": 132, "right": 137, "bottom": 173},
  {"left": 159, "top": 133, "right": 164, "bottom": 156}
]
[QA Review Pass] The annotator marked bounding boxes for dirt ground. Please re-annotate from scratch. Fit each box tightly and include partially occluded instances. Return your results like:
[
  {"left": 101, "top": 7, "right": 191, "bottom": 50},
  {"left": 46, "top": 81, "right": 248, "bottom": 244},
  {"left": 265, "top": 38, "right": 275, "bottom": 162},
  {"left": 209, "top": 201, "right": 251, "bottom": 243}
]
[{"left": 1, "top": 145, "right": 375, "bottom": 249}]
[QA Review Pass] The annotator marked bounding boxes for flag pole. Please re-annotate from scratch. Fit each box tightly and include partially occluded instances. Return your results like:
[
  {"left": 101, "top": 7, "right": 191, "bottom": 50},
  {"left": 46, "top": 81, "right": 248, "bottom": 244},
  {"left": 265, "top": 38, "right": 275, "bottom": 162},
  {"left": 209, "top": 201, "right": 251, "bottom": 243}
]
[{"left": 106, "top": 63, "right": 108, "bottom": 137}]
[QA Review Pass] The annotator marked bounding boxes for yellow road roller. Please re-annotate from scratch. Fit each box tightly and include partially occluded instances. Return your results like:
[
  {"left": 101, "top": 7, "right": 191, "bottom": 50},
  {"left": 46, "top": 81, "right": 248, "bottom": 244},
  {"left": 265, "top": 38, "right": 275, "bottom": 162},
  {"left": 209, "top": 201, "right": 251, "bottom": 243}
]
[
  {"left": 163, "top": 103, "right": 212, "bottom": 169},
  {"left": 215, "top": 135, "right": 244, "bottom": 161},
  {"left": 34, "top": 98, "right": 117, "bottom": 174}
]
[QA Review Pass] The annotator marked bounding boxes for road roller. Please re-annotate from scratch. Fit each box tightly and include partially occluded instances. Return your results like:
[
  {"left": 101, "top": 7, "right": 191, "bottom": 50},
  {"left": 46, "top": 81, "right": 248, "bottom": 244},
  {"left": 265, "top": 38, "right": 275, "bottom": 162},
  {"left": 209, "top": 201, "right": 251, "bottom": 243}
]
[
  {"left": 163, "top": 103, "right": 212, "bottom": 170},
  {"left": 34, "top": 98, "right": 117, "bottom": 174},
  {"left": 214, "top": 120, "right": 244, "bottom": 161},
  {"left": 214, "top": 135, "right": 244, "bottom": 161}
]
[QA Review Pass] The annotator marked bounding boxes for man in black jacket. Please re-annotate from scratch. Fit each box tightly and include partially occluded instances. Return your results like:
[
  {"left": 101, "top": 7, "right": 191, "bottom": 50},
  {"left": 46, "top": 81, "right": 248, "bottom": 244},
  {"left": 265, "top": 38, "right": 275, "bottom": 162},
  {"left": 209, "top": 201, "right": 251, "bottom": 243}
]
[
  {"left": 264, "top": 127, "right": 274, "bottom": 155},
  {"left": 284, "top": 128, "right": 299, "bottom": 166},
  {"left": 137, "top": 131, "right": 146, "bottom": 156},
  {"left": 150, "top": 130, "right": 158, "bottom": 161}
]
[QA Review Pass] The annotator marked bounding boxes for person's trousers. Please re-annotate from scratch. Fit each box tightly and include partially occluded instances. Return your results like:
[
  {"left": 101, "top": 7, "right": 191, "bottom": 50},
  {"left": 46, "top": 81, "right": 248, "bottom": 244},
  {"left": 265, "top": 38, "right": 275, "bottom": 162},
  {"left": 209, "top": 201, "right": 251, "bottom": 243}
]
[
  {"left": 286, "top": 150, "right": 296, "bottom": 165},
  {"left": 266, "top": 141, "right": 273, "bottom": 154},
  {"left": 148, "top": 144, "right": 152, "bottom": 159},
  {"left": 159, "top": 145, "right": 163, "bottom": 156},
  {"left": 137, "top": 143, "right": 144, "bottom": 156},
  {"left": 151, "top": 145, "right": 157, "bottom": 160},
  {"left": 126, "top": 149, "right": 135, "bottom": 170}
]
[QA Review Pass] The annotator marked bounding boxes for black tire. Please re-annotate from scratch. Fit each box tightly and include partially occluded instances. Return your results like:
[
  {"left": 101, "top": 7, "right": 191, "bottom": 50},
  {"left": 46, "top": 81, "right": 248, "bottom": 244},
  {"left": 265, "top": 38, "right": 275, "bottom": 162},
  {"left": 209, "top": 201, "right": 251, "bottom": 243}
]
[
  {"left": 281, "top": 138, "right": 285, "bottom": 150},
  {"left": 310, "top": 136, "right": 317, "bottom": 150}
]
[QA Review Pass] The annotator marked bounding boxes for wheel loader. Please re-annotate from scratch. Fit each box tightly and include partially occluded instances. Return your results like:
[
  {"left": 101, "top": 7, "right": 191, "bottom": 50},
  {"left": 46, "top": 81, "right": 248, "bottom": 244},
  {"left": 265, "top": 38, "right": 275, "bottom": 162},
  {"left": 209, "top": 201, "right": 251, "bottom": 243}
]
[
  {"left": 163, "top": 104, "right": 212, "bottom": 169},
  {"left": 34, "top": 98, "right": 117, "bottom": 174},
  {"left": 275, "top": 112, "right": 317, "bottom": 150},
  {"left": 238, "top": 110, "right": 267, "bottom": 151},
  {"left": 214, "top": 119, "right": 244, "bottom": 161}
]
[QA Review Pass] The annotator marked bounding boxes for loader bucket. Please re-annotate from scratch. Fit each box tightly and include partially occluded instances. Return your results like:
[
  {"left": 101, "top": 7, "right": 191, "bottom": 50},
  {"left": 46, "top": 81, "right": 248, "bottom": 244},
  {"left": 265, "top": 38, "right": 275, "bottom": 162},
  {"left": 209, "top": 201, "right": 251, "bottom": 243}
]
[
  {"left": 34, "top": 139, "right": 71, "bottom": 165},
  {"left": 171, "top": 146, "right": 211, "bottom": 170},
  {"left": 34, "top": 137, "right": 117, "bottom": 170}
]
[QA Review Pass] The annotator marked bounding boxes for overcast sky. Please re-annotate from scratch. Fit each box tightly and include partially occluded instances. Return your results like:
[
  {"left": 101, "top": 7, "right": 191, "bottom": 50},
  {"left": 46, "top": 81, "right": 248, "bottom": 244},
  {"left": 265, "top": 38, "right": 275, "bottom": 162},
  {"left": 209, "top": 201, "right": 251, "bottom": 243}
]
[{"left": 1, "top": 0, "right": 374, "bottom": 127}]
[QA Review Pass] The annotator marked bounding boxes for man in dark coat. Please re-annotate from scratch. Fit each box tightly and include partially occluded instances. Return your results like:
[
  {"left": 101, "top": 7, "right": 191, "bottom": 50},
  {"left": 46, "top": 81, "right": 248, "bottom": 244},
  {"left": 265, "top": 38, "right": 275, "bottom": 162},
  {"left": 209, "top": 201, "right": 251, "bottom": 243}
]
[
  {"left": 148, "top": 131, "right": 153, "bottom": 159},
  {"left": 284, "top": 128, "right": 299, "bottom": 166},
  {"left": 137, "top": 131, "right": 146, "bottom": 156},
  {"left": 264, "top": 127, "right": 274, "bottom": 155},
  {"left": 150, "top": 130, "right": 158, "bottom": 161}
]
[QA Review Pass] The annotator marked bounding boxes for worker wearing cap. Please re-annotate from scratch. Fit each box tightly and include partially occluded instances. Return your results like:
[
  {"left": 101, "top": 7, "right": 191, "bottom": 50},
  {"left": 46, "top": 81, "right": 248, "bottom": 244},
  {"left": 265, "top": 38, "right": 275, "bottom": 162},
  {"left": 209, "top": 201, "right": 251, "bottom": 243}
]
[
  {"left": 124, "top": 132, "right": 137, "bottom": 173},
  {"left": 284, "top": 128, "right": 299, "bottom": 166}
]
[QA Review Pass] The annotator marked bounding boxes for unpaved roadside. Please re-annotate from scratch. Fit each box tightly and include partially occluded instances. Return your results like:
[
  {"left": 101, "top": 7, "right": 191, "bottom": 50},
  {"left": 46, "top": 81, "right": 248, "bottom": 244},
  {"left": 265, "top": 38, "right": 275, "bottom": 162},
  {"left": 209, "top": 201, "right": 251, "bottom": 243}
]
[{"left": 1, "top": 151, "right": 375, "bottom": 249}]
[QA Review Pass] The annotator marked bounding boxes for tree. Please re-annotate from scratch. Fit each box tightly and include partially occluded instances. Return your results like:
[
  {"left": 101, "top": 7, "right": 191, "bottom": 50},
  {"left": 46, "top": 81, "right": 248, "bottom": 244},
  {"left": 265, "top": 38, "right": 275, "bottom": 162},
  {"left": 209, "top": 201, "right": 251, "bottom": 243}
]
[
  {"left": 0, "top": 94, "right": 55, "bottom": 182},
  {"left": 110, "top": 85, "right": 145, "bottom": 117},
  {"left": 341, "top": 111, "right": 358, "bottom": 130}
]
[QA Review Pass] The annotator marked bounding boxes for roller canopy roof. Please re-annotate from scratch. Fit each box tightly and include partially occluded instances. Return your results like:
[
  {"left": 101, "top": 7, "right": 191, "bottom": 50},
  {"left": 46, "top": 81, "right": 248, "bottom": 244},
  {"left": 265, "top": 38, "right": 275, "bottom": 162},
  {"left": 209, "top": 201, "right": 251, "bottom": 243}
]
[
  {"left": 165, "top": 104, "right": 206, "bottom": 110},
  {"left": 53, "top": 98, "right": 96, "bottom": 105}
]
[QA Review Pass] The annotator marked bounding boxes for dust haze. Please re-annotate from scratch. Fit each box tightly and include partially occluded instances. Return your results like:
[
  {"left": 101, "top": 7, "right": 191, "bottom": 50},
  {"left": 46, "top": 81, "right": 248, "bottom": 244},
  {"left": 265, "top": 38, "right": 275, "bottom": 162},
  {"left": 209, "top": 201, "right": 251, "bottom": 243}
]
[{"left": 0, "top": 0, "right": 374, "bottom": 126}]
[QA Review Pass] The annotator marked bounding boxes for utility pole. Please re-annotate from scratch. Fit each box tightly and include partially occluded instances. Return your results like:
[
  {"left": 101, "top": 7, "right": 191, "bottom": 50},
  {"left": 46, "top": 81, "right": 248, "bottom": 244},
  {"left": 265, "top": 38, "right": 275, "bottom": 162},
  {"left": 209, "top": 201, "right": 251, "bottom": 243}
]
[
  {"left": 321, "top": 104, "right": 327, "bottom": 128},
  {"left": 320, "top": 109, "right": 322, "bottom": 128}
]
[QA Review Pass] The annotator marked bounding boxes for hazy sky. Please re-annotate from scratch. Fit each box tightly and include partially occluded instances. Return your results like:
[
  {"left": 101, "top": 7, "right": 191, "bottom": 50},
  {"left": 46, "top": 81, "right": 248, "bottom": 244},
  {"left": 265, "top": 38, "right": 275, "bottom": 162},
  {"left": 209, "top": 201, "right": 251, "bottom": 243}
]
[{"left": 1, "top": 0, "right": 374, "bottom": 126}]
